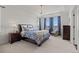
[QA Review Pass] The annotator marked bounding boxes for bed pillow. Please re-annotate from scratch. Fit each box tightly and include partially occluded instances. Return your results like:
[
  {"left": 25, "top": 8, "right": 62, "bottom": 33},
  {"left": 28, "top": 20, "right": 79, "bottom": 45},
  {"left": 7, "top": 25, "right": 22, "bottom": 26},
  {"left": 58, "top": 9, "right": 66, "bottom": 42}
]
[
  {"left": 28, "top": 24, "right": 33, "bottom": 28},
  {"left": 23, "top": 27, "right": 29, "bottom": 31},
  {"left": 28, "top": 28, "right": 34, "bottom": 31},
  {"left": 27, "top": 24, "right": 34, "bottom": 31},
  {"left": 21, "top": 24, "right": 34, "bottom": 31}
]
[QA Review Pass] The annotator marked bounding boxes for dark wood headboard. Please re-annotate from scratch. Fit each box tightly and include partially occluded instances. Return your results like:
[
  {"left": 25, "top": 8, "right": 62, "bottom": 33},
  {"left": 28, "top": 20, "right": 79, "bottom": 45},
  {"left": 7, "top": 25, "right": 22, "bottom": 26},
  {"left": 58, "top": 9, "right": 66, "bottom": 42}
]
[
  {"left": 18, "top": 24, "right": 33, "bottom": 33},
  {"left": 18, "top": 24, "right": 22, "bottom": 33}
]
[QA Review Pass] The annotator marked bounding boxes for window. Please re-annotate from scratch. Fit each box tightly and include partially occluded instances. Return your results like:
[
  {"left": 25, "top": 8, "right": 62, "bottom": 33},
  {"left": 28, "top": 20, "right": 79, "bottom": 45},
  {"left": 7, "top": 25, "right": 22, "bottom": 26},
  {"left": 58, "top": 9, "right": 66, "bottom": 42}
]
[
  {"left": 53, "top": 16, "right": 60, "bottom": 32},
  {"left": 46, "top": 18, "right": 50, "bottom": 27},
  {"left": 53, "top": 16, "right": 58, "bottom": 26}
]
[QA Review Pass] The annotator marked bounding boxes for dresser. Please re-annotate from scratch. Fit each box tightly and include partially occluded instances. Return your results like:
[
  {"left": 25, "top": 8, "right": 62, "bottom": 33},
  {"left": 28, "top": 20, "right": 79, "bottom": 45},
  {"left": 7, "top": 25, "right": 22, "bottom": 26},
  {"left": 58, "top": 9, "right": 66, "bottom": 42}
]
[{"left": 63, "top": 25, "right": 70, "bottom": 40}]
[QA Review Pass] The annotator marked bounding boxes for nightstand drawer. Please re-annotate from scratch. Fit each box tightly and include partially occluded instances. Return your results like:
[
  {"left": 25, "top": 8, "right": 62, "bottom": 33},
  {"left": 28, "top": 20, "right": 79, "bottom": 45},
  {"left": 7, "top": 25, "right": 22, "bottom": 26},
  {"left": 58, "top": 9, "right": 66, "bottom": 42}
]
[{"left": 9, "top": 33, "right": 21, "bottom": 44}]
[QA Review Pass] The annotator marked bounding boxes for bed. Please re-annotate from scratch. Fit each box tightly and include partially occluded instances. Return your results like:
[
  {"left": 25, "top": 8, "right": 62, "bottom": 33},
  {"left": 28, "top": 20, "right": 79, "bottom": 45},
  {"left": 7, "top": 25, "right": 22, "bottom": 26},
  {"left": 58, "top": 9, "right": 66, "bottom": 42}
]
[{"left": 18, "top": 24, "right": 50, "bottom": 46}]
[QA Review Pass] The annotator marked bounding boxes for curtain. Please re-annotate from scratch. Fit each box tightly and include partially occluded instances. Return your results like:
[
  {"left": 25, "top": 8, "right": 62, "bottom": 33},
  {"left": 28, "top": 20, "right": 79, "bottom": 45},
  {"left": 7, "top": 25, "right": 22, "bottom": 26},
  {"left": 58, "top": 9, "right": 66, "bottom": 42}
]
[
  {"left": 44, "top": 18, "right": 46, "bottom": 29},
  {"left": 39, "top": 18, "right": 41, "bottom": 30},
  {"left": 58, "top": 16, "right": 61, "bottom": 35},
  {"left": 49, "top": 17, "right": 53, "bottom": 33}
]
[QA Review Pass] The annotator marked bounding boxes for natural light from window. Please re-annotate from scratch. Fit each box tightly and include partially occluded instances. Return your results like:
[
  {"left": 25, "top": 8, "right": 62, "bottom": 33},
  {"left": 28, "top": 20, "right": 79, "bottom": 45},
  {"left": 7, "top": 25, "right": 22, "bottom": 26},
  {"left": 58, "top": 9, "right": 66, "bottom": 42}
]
[{"left": 53, "top": 16, "right": 58, "bottom": 26}]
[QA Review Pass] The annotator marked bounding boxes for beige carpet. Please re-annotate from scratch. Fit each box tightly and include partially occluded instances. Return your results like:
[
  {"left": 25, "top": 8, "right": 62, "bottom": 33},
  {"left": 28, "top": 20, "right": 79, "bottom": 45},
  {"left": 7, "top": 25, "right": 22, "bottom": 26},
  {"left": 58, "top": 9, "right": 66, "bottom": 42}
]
[{"left": 0, "top": 36, "right": 77, "bottom": 53}]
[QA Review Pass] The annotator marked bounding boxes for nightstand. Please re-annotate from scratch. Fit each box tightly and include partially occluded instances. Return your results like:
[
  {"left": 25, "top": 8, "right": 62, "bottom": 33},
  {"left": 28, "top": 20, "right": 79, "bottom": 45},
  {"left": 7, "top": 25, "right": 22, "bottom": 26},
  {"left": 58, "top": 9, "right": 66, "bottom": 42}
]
[{"left": 9, "top": 32, "right": 21, "bottom": 44}]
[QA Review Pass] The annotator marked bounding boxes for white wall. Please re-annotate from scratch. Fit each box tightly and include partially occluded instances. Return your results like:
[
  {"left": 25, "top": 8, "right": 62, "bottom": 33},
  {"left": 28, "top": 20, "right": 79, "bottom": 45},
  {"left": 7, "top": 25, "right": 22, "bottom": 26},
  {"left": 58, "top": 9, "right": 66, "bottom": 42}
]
[
  {"left": 5, "top": 5, "right": 41, "bottom": 32},
  {"left": 0, "top": 7, "right": 9, "bottom": 45}
]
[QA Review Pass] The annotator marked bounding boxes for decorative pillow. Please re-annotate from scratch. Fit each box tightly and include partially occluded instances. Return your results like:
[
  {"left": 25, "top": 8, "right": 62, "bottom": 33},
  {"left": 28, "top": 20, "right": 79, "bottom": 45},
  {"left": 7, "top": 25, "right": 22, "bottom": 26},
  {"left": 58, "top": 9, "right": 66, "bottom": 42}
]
[
  {"left": 28, "top": 24, "right": 33, "bottom": 28},
  {"left": 23, "top": 27, "right": 29, "bottom": 31},
  {"left": 21, "top": 25, "right": 28, "bottom": 31}
]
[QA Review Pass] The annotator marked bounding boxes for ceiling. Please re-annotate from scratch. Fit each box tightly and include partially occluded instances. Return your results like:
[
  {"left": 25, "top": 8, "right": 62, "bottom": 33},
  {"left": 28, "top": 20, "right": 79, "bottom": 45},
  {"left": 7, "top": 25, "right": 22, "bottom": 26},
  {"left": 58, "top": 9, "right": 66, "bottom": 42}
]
[{"left": 4, "top": 5, "right": 75, "bottom": 16}]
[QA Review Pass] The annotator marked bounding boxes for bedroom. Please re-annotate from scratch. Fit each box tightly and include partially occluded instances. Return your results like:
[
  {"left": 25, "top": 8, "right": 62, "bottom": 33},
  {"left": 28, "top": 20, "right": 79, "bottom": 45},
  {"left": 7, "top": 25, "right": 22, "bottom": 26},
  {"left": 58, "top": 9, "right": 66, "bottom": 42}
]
[{"left": 0, "top": 5, "right": 78, "bottom": 52}]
